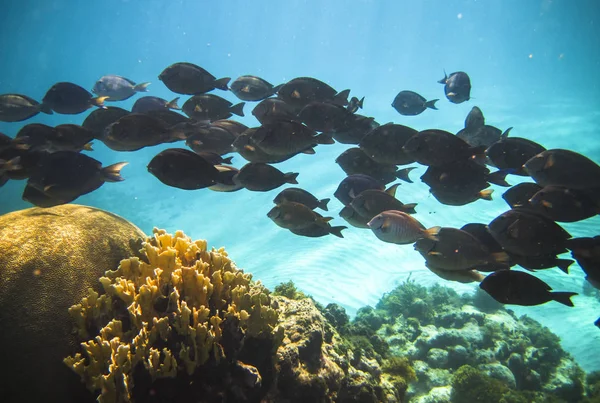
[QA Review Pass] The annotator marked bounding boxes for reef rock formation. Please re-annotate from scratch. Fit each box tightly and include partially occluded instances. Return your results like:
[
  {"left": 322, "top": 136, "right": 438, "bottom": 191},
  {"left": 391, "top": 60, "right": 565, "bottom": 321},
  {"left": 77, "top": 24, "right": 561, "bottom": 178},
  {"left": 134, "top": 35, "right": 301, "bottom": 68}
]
[{"left": 0, "top": 204, "right": 146, "bottom": 403}]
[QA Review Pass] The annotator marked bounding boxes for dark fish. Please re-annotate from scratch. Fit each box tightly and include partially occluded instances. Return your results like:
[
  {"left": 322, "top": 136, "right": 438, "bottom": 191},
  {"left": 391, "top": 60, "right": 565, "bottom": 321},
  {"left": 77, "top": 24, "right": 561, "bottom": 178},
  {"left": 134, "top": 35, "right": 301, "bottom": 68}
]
[
  {"left": 101, "top": 113, "right": 187, "bottom": 151},
  {"left": 414, "top": 227, "right": 510, "bottom": 271},
  {"left": 402, "top": 129, "right": 485, "bottom": 167},
  {"left": 194, "top": 151, "right": 233, "bottom": 166},
  {"left": 0, "top": 156, "right": 21, "bottom": 175},
  {"left": 297, "top": 101, "right": 353, "bottom": 132},
  {"left": 367, "top": 210, "right": 439, "bottom": 245},
  {"left": 528, "top": 186, "right": 600, "bottom": 222},
  {"left": 45, "top": 124, "right": 95, "bottom": 152},
  {"left": 233, "top": 162, "right": 299, "bottom": 191},
  {"left": 420, "top": 159, "right": 505, "bottom": 194},
  {"left": 488, "top": 209, "right": 571, "bottom": 257},
  {"left": 274, "top": 188, "right": 330, "bottom": 211},
  {"left": 147, "top": 148, "right": 221, "bottom": 190},
  {"left": 232, "top": 129, "right": 296, "bottom": 163},
  {"left": 0, "top": 94, "right": 52, "bottom": 122},
  {"left": 277, "top": 77, "right": 349, "bottom": 110},
  {"left": 145, "top": 109, "right": 191, "bottom": 127},
  {"left": 211, "top": 119, "right": 248, "bottom": 136},
  {"left": 185, "top": 125, "right": 237, "bottom": 155},
  {"left": 208, "top": 165, "right": 243, "bottom": 192},
  {"left": 346, "top": 96, "right": 364, "bottom": 114},
  {"left": 391, "top": 91, "right": 438, "bottom": 116},
  {"left": 290, "top": 211, "right": 347, "bottom": 238},
  {"left": 464, "top": 106, "right": 485, "bottom": 130},
  {"left": 486, "top": 137, "right": 546, "bottom": 176},
  {"left": 427, "top": 266, "right": 485, "bottom": 283},
  {"left": 524, "top": 149, "right": 600, "bottom": 189},
  {"left": 458, "top": 126, "right": 512, "bottom": 148},
  {"left": 360, "top": 123, "right": 418, "bottom": 165},
  {"left": 22, "top": 183, "right": 64, "bottom": 208},
  {"left": 438, "top": 71, "right": 471, "bottom": 104},
  {"left": 42, "top": 82, "right": 108, "bottom": 114},
  {"left": 158, "top": 62, "right": 230, "bottom": 95},
  {"left": 230, "top": 75, "right": 282, "bottom": 101},
  {"left": 27, "top": 151, "right": 127, "bottom": 203},
  {"left": 252, "top": 97, "right": 297, "bottom": 124},
  {"left": 479, "top": 270, "right": 577, "bottom": 307},
  {"left": 82, "top": 106, "right": 130, "bottom": 137},
  {"left": 92, "top": 75, "right": 150, "bottom": 101},
  {"left": 0, "top": 147, "right": 46, "bottom": 180},
  {"left": 249, "top": 119, "right": 332, "bottom": 156},
  {"left": 429, "top": 187, "right": 494, "bottom": 206},
  {"left": 566, "top": 237, "right": 600, "bottom": 289},
  {"left": 350, "top": 184, "right": 417, "bottom": 220},
  {"left": 461, "top": 223, "right": 512, "bottom": 271},
  {"left": 0, "top": 132, "right": 29, "bottom": 152},
  {"left": 334, "top": 174, "right": 384, "bottom": 206},
  {"left": 339, "top": 205, "right": 370, "bottom": 229},
  {"left": 132, "top": 96, "right": 180, "bottom": 113},
  {"left": 182, "top": 94, "right": 244, "bottom": 121},
  {"left": 267, "top": 201, "right": 332, "bottom": 230},
  {"left": 15, "top": 124, "right": 56, "bottom": 151},
  {"left": 330, "top": 114, "right": 379, "bottom": 145},
  {"left": 335, "top": 147, "right": 414, "bottom": 185},
  {"left": 510, "top": 254, "right": 574, "bottom": 274},
  {"left": 501, "top": 182, "right": 543, "bottom": 209}
]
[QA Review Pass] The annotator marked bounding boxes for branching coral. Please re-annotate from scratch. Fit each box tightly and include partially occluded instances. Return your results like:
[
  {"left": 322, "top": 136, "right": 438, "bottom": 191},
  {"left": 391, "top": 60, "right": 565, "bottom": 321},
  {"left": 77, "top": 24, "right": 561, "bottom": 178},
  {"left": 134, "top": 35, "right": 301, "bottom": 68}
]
[{"left": 64, "top": 228, "right": 283, "bottom": 403}]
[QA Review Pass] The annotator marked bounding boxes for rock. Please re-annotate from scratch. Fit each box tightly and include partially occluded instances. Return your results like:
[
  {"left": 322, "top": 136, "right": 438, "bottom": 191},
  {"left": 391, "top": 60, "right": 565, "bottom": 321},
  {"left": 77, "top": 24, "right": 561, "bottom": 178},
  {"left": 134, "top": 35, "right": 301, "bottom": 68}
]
[
  {"left": 478, "top": 363, "right": 517, "bottom": 389},
  {"left": 474, "top": 348, "right": 495, "bottom": 364},
  {"left": 426, "top": 348, "right": 449, "bottom": 368},
  {"left": 542, "top": 358, "right": 585, "bottom": 402},
  {"left": 412, "top": 385, "right": 452, "bottom": 403},
  {"left": 447, "top": 345, "right": 469, "bottom": 369}
]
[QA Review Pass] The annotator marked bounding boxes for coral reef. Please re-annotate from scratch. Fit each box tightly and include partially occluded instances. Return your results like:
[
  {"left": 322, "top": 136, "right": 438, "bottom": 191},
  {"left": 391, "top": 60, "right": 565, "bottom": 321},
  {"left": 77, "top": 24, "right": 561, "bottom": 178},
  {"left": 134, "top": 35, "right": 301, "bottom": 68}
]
[
  {"left": 272, "top": 280, "right": 309, "bottom": 300},
  {"left": 65, "top": 228, "right": 283, "bottom": 403}
]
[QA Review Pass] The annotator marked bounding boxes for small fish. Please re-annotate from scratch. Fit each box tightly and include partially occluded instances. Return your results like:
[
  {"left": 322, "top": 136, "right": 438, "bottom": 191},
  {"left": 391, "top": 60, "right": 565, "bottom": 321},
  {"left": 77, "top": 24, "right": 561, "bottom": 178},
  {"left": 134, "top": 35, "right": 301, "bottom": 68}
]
[
  {"left": 92, "top": 75, "right": 150, "bottom": 101},
  {"left": 208, "top": 165, "right": 243, "bottom": 192},
  {"left": 101, "top": 113, "right": 187, "bottom": 151},
  {"left": 82, "top": 107, "right": 130, "bottom": 137},
  {"left": 461, "top": 222, "right": 512, "bottom": 271},
  {"left": 248, "top": 119, "right": 332, "bottom": 156},
  {"left": 297, "top": 101, "right": 353, "bottom": 132},
  {"left": 402, "top": 129, "right": 485, "bottom": 167},
  {"left": 464, "top": 106, "right": 485, "bottom": 130},
  {"left": 232, "top": 129, "right": 297, "bottom": 164},
  {"left": 350, "top": 184, "right": 418, "bottom": 220},
  {"left": 251, "top": 98, "right": 298, "bottom": 124},
  {"left": 267, "top": 201, "right": 332, "bottom": 230},
  {"left": 330, "top": 114, "right": 379, "bottom": 145},
  {"left": 421, "top": 159, "right": 507, "bottom": 193},
  {"left": 274, "top": 188, "right": 330, "bottom": 211},
  {"left": 158, "top": 62, "right": 230, "bottom": 95},
  {"left": 528, "top": 186, "right": 600, "bottom": 223},
  {"left": 277, "top": 77, "right": 349, "bottom": 110},
  {"left": 359, "top": 123, "right": 418, "bottom": 165},
  {"left": 185, "top": 125, "right": 237, "bottom": 156},
  {"left": 0, "top": 94, "right": 53, "bottom": 122},
  {"left": 438, "top": 71, "right": 471, "bottom": 104},
  {"left": 479, "top": 270, "right": 577, "bottom": 307},
  {"left": 334, "top": 174, "right": 385, "bottom": 206},
  {"left": 458, "top": 125, "right": 511, "bottom": 148},
  {"left": 346, "top": 96, "right": 364, "bottom": 114},
  {"left": 182, "top": 94, "right": 244, "bottom": 122},
  {"left": 42, "top": 82, "right": 108, "bottom": 114},
  {"left": 211, "top": 120, "right": 248, "bottom": 137},
  {"left": 339, "top": 205, "right": 371, "bottom": 229},
  {"left": 194, "top": 151, "right": 233, "bottom": 166},
  {"left": 501, "top": 182, "right": 543, "bottom": 210},
  {"left": 233, "top": 163, "right": 299, "bottom": 192},
  {"left": 290, "top": 212, "right": 347, "bottom": 238},
  {"left": 230, "top": 75, "right": 282, "bottom": 101},
  {"left": 486, "top": 136, "right": 546, "bottom": 176},
  {"left": 566, "top": 237, "right": 600, "bottom": 289},
  {"left": 43, "top": 124, "right": 95, "bottom": 153},
  {"left": 391, "top": 91, "right": 438, "bottom": 116},
  {"left": 132, "top": 96, "right": 180, "bottom": 113},
  {"left": 147, "top": 148, "right": 222, "bottom": 190},
  {"left": 510, "top": 254, "right": 574, "bottom": 274},
  {"left": 429, "top": 187, "right": 494, "bottom": 206},
  {"left": 524, "top": 149, "right": 600, "bottom": 190},
  {"left": 335, "top": 147, "right": 413, "bottom": 185},
  {"left": 367, "top": 210, "right": 440, "bottom": 245}
]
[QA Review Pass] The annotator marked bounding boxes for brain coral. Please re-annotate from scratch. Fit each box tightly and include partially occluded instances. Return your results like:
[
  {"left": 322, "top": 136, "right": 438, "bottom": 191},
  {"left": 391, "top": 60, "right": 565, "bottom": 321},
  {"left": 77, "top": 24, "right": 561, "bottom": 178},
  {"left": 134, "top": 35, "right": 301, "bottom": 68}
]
[{"left": 65, "top": 228, "right": 283, "bottom": 403}]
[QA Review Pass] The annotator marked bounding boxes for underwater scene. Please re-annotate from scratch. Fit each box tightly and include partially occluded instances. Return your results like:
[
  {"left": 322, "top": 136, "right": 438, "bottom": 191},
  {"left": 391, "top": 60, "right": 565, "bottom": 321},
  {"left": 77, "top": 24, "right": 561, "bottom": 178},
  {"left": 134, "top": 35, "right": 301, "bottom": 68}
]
[{"left": 1, "top": 0, "right": 600, "bottom": 402}]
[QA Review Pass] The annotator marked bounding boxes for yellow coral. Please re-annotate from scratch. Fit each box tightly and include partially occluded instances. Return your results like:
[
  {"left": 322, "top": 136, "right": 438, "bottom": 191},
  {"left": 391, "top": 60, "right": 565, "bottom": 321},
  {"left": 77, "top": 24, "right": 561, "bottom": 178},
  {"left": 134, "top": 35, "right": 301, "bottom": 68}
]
[{"left": 64, "top": 228, "right": 281, "bottom": 403}]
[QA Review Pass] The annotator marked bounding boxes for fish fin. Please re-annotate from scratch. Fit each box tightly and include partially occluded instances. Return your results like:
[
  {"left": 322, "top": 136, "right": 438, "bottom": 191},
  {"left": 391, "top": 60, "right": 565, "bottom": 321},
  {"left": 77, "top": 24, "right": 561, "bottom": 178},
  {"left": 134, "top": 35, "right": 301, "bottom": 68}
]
[
  {"left": 214, "top": 77, "right": 231, "bottom": 91},
  {"left": 301, "top": 147, "right": 316, "bottom": 154},
  {"left": 318, "top": 198, "right": 330, "bottom": 211},
  {"left": 500, "top": 127, "right": 513, "bottom": 140},
  {"left": 39, "top": 102, "right": 54, "bottom": 115},
  {"left": 348, "top": 188, "right": 356, "bottom": 199},
  {"left": 425, "top": 99, "right": 439, "bottom": 110},
  {"left": 166, "top": 97, "right": 181, "bottom": 110},
  {"left": 545, "top": 154, "right": 556, "bottom": 169},
  {"left": 222, "top": 156, "right": 234, "bottom": 165},
  {"left": 556, "top": 259, "right": 574, "bottom": 274},
  {"left": 396, "top": 167, "right": 416, "bottom": 183},
  {"left": 92, "top": 96, "right": 109, "bottom": 108},
  {"left": 425, "top": 226, "right": 441, "bottom": 240},
  {"left": 400, "top": 203, "right": 418, "bottom": 215},
  {"left": 357, "top": 96, "right": 364, "bottom": 109},
  {"left": 230, "top": 102, "right": 245, "bottom": 117},
  {"left": 479, "top": 189, "right": 494, "bottom": 201},
  {"left": 133, "top": 82, "right": 151, "bottom": 92},
  {"left": 487, "top": 170, "right": 511, "bottom": 187},
  {"left": 334, "top": 89, "right": 351, "bottom": 105},
  {"left": 550, "top": 291, "right": 577, "bottom": 307},
  {"left": 491, "top": 252, "right": 511, "bottom": 264},
  {"left": 385, "top": 183, "right": 401, "bottom": 197},
  {"left": 437, "top": 70, "right": 448, "bottom": 84},
  {"left": 329, "top": 225, "right": 347, "bottom": 238},
  {"left": 0, "top": 156, "right": 22, "bottom": 171},
  {"left": 541, "top": 200, "right": 553, "bottom": 208},
  {"left": 284, "top": 172, "right": 299, "bottom": 184},
  {"left": 316, "top": 132, "right": 335, "bottom": 145},
  {"left": 82, "top": 142, "right": 94, "bottom": 151},
  {"left": 101, "top": 162, "right": 129, "bottom": 182}
]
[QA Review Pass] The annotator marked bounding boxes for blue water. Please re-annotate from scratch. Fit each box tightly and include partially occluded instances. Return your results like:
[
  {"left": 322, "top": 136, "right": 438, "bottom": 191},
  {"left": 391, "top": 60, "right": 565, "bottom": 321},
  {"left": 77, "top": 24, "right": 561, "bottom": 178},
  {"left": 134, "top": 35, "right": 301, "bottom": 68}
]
[{"left": 1, "top": 0, "right": 599, "bottom": 371}]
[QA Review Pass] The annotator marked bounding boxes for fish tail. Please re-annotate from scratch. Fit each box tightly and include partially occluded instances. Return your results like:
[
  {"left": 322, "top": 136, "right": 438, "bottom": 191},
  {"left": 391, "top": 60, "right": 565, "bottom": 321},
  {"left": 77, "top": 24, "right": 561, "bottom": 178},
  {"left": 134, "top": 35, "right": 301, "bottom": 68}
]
[
  {"left": 425, "top": 226, "right": 441, "bottom": 241},
  {"left": 134, "top": 82, "right": 151, "bottom": 92},
  {"left": 425, "top": 99, "right": 439, "bottom": 110},
  {"left": 357, "top": 96, "right": 364, "bottom": 109},
  {"left": 301, "top": 147, "right": 316, "bottom": 154},
  {"left": 491, "top": 252, "right": 511, "bottom": 264},
  {"left": 222, "top": 156, "right": 234, "bottom": 165},
  {"left": 101, "top": 162, "right": 128, "bottom": 182},
  {"left": 318, "top": 198, "right": 330, "bottom": 211},
  {"left": 39, "top": 102, "right": 54, "bottom": 115},
  {"left": 214, "top": 77, "right": 231, "bottom": 91},
  {"left": 230, "top": 102, "right": 245, "bottom": 117},
  {"left": 92, "top": 96, "right": 110, "bottom": 108},
  {"left": 0, "top": 156, "right": 22, "bottom": 171},
  {"left": 500, "top": 127, "right": 513, "bottom": 140},
  {"left": 284, "top": 172, "right": 299, "bottom": 184},
  {"left": 487, "top": 170, "right": 511, "bottom": 187},
  {"left": 401, "top": 203, "right": 418, "bottom": 215},
  {"left": 316, "top": 132, "right": 335, "bottom": 145},
  {"left": 551, "top": 291, "right": 577, "bottom": 307},
  {"left": 437, "top": 70, "right": 448, "bottom": 84},
  {"left": 166, "top": 97, "right": 181, "bottom": 110},
  {"left": 396, "top": 166, "right": 416, "bottom": 183},
  {"left": 329, "top": 225, "right": 347, "bottom": 238},
  {"left": 556, "top": 259, "right": 574, "bottom": 274},
  {"left": 479, "top": 189, "right": 494, "bottom": 201},
  {"left": 82, "top": 142, "right": 94, "bottom": 151}
]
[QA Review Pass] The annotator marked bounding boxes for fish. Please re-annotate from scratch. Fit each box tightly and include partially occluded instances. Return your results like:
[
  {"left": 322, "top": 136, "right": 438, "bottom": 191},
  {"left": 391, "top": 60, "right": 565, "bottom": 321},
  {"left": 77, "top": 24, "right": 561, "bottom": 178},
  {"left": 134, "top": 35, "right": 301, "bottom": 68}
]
[
  {"left": 427, "top": 265, "right": 485, "bottom": 283},
  {"left": 458, "top": 125, "right": 512, "bottom": 149},
  {"left": 248, "top": 119, "right": 332, "bottom": 156},
  {"left": 391, "top": 91, "right": 438, "bottom": 116},
  {"left": 335, "top": 147, "right": 414, "bottom": 185},
  {"left": 0, "top": 94, "right": 53, "bottom": 122},
  {"left": 42, "top": 82, "right": 108, "bottom": 114},
  {"left": 211, "top": 120, "right": 248, "bottom": 137},
  {"left": 233, "top": 163, "right": 299, "bottom": 192},
  {"left": 82, "top": 106, "right": 130, "bottom": 137},
  {"left": 232, "top": 129, "right": 298, "bottom": 163},
  {"left": 420, "top": 159, "right": 508, "bottom": 194},
  {"left": 438, "top": 71, "right": 471, "bottom": 104},
  {"left": 297, "top": 101, "right": 354, "bottom": 132},
  {"left": 158, "top": 62, "right": 230, "bottom": 95},
  {"left": 208, "top": 165, "right": 243, "bottom": 192},
  {"left": 26, "top": 151, "right": 127, "bottom": 204},
  {"left": 339, "top": 205, "right": 371, "bottom": 229},
  {"left": 479, "top": 270, "right": 577, "bottom": 307},
  {"left": 193, "top": 151, "right": 233, "bottom": 166},
  {"left": 289, "top": 210, "right": 346, "bottom": 238},
  {"left": 92, "top": 75, "right": 150, "bottom": 101},
  {"left": 42, "top": 124, "right": 95, "bottom": 153},
  {"left": 101, "top": 113, "right": 187, "bottom": 151},
  {"left": 230, "top": 75, "right": 283, "bottom": 101},
  {"left": 147, "top": 148, "right": 222, "bottom": 190},
  {"left": 565, "top": 237, "right": 600, "bottom": 289},
  {"left": 274, "top": 188, "right": 330, "bottom": 211},
  {"left": 334, "top": 174, "right": 385, "bottom": 206},
  {"left": 488, "top": 209, "right": 571, "bottom": 257},
  {"left": 0, "top": 156, "right": 22, "bottom": 175},
  {"left": 367, "top": 210, "right": 440, "bottom": 245},
  {"left": 402, "top": 129, "right": 485, "bottom": 167},
  {"left": 182, "top": 94, "right": 244, "bottom": 122},
  {"left": 132, "top": 96, "right": 180, "bottom": 113},
  {"left": 21, "top": 183, "right": 65, "bottom": 208},
  {"left": 0, "top": 147, "right": 47, "bottom": 180},
  {"left": 486, "top": 136, "right": 546, "bottom": 176},
  {"left": 460, "top": 223, "right": 513, "bottom": 271},
  {"left": 277, "top": 77, "right": 350, "bottom": 110},
  {"left": 414, "top": 227, "right": 510, "bottom": 271},
  {"left": 330, "top": 114, "right": 379, "bottom": 145},
  {"left": 350, "top": 184, "right": 418, "bottom": 220},
  {"left": 346, "top": 96, "right": 364, "bottom": 114},
  {"left": 524, "top": 149, "right": 600, "bottom": 190},
  {"left": 528, "top": 186, "right": 600, "bottom": 223},
  {"left": 464, "top": 106, "right": 485, "bottom": 130},
  {"left": 0, "top": 132, "right": 29, "bottom": 153},
  {"left": 501, "top": 182, "right": 543, "bottom": 210},
  {"left": 429, "top": 187, "right": 494, "bottom": 206},
  {"left": 359, "top": 123, "right": 418, "bottom": 165},
  {"left": 267, "top": 201, "right": 332, "bottom": 230},
  {"left": 510, "top": 254, "right": 574, "bottom": 274},
  {"left": 251, "top": 97, "right": 298, "bottom": 124},
  {"left": 185, "top": 125, "right": 237, "bottom": 156}
]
